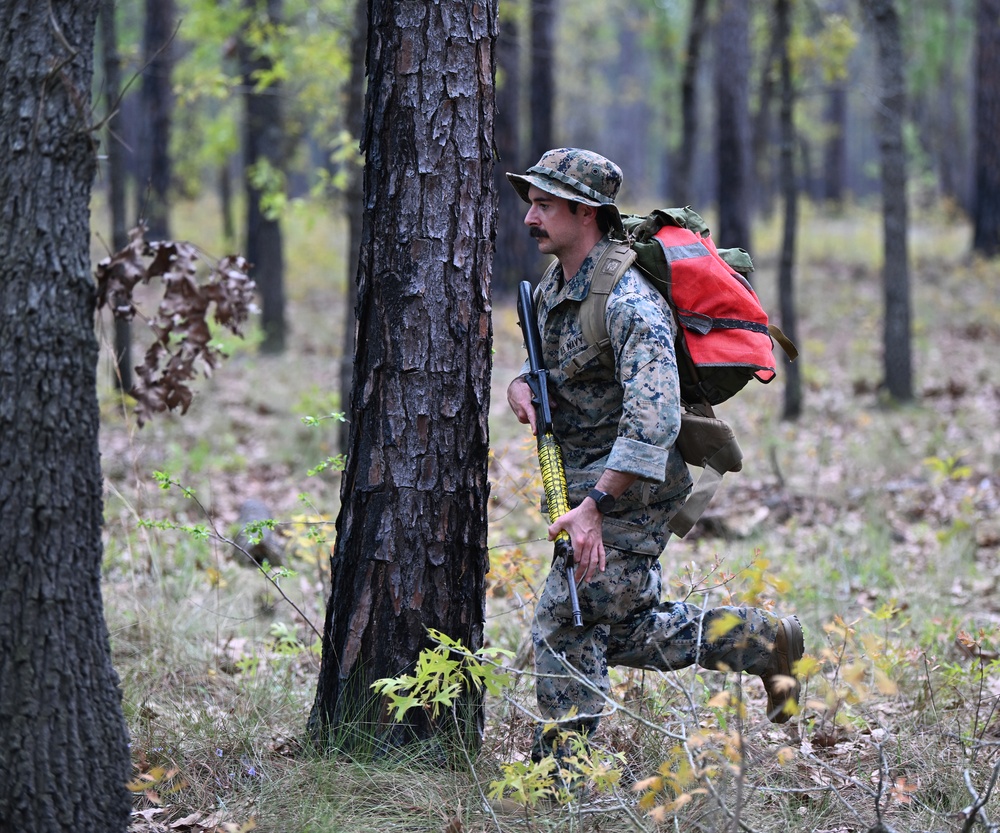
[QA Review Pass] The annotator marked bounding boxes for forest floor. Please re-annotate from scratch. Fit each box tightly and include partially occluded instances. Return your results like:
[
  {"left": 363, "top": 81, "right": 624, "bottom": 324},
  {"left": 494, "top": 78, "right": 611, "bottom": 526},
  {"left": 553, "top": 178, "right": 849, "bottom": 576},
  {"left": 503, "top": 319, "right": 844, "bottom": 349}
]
[{"left": 98, "top": 200, "right": 1000, "bottom": 832}]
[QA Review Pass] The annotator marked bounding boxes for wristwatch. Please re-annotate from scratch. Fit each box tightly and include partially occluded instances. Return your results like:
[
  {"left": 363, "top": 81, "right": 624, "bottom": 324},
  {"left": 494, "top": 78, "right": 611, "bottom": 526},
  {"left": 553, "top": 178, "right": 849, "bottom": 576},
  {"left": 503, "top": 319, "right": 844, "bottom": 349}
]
[{"left": 587, "top": 488, "right": 616, "bottom": 514}]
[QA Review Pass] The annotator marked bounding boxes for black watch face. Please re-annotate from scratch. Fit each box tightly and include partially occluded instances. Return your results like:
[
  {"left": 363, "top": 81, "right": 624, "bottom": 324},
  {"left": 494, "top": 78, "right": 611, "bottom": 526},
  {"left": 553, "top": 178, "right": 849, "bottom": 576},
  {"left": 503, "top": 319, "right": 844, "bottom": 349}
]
[{"left": 593, "top": 491, "right": 614, "bottom": 512}]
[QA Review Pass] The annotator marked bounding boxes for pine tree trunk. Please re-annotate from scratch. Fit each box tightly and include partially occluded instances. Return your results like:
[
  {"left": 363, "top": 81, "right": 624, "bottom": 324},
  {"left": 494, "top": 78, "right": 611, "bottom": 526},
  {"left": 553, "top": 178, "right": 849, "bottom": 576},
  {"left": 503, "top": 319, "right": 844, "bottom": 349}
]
[
  {"left": 865, "top": 0, "right": 913, "bottom": 401},
  {"left": 309, "top": 0, "right": 496, "bottom": 755},
  {"left": 340, "top": 0, "right": 368, "bottom": 451},
  {"left": 137, "top": 0, "right": 174, "bottom": 240},
  {"left": 492, "top": 12, "right": 531, "bottom": 295},
  {"left": 750, "top": 15, "right": 780, "bottom": 220},
  {"left": 529, "top": 0, "right": 555, "bottom": 160},
  {"left": 820, "top": 0, "right": 849, "bottom": 209},
  {"left": 673, "top": 0, "right": 708, "bottom": 207},
  {"left": 101, "top": 0, "right": 133, "bottom": 393},
  {"left": 242, "top": 0, "right": 287, "bottom": 354},
  {"left": 714, "top": 0, "right": 753, "bottom": 250},
  {"left": 776, "top": 0, "right": 802, "bottom": 420},
  {"left": 822, "top": 83, "right": 848, "bottom": 207},
  {"left": 0, "top": 1, "right": 132, "bottom": 829},
  {"left": 973, "top": 0, "right": 1000, "bottom": 255}
]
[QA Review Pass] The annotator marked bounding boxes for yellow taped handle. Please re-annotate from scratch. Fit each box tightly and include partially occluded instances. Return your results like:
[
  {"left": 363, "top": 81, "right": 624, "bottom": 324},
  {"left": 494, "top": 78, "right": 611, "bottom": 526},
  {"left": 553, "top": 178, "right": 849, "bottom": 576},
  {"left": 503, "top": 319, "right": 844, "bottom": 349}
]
[
  {"left": 537, "top": 431, "right": 583, "bottom": 627},
  {"left": 537, "top": 433, "right": 572, "bottom": 546}
]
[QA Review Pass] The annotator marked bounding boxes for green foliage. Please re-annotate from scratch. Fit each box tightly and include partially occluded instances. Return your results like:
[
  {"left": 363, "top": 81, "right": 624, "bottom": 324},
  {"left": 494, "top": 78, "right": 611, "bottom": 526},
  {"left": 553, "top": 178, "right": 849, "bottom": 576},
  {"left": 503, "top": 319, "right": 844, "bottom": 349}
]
[
  {"left": 488, "top": 732, "right": 623, "bottom": 807},
  {"left": 247, "top": 158, "right": 288, "bottom": 220},
  {"left": 300, "top": 403, "right": 347, "bottom": 475},
  {"left": 923, "top": 452, "right": 973, "bottom": 484},
  {"left": 166, "top": 0, "right": 356, "bottom": 206},
  {"left": 788, "top": 11, "right": 859, "bottom": 84},
  {"left": 371, "top": 629, "right": 514, "bottom": 723}
]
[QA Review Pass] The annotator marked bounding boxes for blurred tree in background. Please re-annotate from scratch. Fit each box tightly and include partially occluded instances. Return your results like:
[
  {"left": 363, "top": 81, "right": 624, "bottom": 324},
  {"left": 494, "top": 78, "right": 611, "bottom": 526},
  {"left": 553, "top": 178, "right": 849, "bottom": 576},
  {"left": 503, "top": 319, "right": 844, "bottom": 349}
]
[{"left": 92, "top": 0, "right": 995, "bottom": 404}]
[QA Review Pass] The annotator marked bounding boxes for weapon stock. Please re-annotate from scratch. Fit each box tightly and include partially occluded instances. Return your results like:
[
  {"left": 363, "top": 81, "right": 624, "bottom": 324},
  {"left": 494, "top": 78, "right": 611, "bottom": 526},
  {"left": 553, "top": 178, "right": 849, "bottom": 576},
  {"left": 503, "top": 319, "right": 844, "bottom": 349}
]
[{"left": 517, "top": 281, "right": 583, "bottom": 629}]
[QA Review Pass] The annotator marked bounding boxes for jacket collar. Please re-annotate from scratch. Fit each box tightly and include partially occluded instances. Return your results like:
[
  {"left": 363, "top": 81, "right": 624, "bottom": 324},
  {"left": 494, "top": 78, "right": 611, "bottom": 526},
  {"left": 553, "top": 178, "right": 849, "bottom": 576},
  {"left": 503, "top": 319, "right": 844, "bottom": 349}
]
[{"left": 539, "top": 235, "right": 615, "bottom": 307}]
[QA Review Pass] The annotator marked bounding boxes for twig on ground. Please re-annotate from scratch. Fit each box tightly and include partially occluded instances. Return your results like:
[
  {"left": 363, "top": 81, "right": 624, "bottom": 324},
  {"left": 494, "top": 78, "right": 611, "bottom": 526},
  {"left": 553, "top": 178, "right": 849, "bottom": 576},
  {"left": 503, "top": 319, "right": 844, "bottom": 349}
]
[{"left": 960, "top": 760, "right": 1000, "bottom": 833}]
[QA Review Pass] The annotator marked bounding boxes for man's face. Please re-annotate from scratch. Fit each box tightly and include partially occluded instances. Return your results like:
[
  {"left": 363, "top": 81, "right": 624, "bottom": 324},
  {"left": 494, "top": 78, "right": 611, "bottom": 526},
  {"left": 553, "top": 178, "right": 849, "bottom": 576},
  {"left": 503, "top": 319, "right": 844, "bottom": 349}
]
[{"left": 524, "top": 185, "right": 581, "bottom": 257}]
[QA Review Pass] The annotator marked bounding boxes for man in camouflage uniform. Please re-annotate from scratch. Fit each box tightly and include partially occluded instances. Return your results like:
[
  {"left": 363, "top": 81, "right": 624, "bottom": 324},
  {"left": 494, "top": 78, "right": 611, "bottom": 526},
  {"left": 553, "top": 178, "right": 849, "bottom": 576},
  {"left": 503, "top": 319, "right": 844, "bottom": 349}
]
[{"left": 505, "top": 148, "right": 804, "bottom": 762}]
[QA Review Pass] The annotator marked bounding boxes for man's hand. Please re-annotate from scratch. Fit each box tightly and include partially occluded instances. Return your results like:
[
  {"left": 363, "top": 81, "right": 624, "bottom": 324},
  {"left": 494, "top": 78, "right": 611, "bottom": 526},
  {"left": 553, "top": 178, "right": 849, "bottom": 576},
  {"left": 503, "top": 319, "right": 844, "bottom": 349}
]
[
  {"left": 548, "top": 501, "right": 606, "bottom": 584},
  {"left": 551, "top": 470, "right": 637, "bottom": 584},
  {"left": 507, "top": 376, "right": 538, "bottom": 435}
]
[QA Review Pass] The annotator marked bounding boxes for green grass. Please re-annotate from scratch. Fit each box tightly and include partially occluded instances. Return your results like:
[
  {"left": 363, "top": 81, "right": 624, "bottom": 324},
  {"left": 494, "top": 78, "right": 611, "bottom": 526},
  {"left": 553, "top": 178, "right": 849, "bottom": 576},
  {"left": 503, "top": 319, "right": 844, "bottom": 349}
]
[{"left": 99, "top": 196, "right": 1000, "bottom": 832}]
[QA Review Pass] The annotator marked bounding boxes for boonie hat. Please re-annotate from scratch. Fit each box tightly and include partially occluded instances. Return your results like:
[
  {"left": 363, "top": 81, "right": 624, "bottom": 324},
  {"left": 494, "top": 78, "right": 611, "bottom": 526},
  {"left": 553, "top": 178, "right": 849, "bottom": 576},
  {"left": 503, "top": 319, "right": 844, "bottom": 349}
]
[{"left": 507, "top": 148, "right": 624, "bottom": 232}]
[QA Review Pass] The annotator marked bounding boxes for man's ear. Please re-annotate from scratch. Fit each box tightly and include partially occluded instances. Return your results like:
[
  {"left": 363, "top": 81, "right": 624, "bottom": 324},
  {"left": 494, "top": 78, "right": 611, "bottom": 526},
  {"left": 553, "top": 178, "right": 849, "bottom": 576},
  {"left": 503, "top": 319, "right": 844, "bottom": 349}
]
[{"left": 579, "top": 203, "right": 599, "bottom": 226}]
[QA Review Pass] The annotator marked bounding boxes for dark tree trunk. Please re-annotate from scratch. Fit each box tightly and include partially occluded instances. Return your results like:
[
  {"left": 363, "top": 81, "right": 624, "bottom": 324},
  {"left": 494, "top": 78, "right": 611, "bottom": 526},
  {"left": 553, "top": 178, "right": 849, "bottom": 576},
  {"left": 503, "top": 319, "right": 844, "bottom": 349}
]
[
  {"left": 714, "top": 0, "right": 753, "bottom": 250},
  {"left": 219, "top": 162, "right": 236, "bottom": 248},
  {"left": 137, "top": 0, "right": 174, "bottom": 240},
  {"left": 776, "top": 0, "right": 802, "bottom": 420},
  {"left": 822, "top": 82, "right": 848, "bottom": 207},
  {"left": 308, "top": 0, "right": 496, "bottom": 755},
  {"left": 492, "top": 12, "right": 531, "bottom": 296},
  {"left": 818, "top": 0, "right": 849, "bottom": 209},
  {"left": 0, "top": 1, "right": 132, "bottom": 830},
  {"left": 751, "top": 11, "right": 780, "bottom": 220},
  {"left": 864, "top": 0, "right": 913, "bottom": 401},
  {"left": 912, "top": 2, "right": 972, "bottom": 213},
  {"left": 242, "top": 0, "right": 287, "bottom": 354},
  {"left": 973, "top": 0, "right": 1000, "bottom": 256},
  {"left": 529, "top": 0, "right": 555, "bottom": 160},
  {"left": 101, "top": 0, "right": 133, "bottom": 392},
  {"left": 340, "top": 0, "right": 368, "bottom": 451},
  {"left": 607, "top": 9, "right": 654, "bottom": 196},
  {"left": 673, "top": 0, "right": 708, "bottom": 207},
  {"left": 937, "top": 3, "right": 971, "bottom": 212}
]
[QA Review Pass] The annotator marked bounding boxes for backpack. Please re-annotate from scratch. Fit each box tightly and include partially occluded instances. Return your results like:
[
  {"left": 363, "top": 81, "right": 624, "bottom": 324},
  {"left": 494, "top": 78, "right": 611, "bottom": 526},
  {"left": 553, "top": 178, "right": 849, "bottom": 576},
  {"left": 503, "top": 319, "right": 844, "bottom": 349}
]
[{"left": 580, "top": 206, "right": 797, "bottom": 537}]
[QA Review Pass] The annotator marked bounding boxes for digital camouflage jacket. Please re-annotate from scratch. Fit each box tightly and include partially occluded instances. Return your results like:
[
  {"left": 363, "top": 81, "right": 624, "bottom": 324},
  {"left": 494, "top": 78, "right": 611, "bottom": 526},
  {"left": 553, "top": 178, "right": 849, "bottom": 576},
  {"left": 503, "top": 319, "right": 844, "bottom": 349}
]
[{"left": 526, "top": 235, "right": 693, "bottom": 555}]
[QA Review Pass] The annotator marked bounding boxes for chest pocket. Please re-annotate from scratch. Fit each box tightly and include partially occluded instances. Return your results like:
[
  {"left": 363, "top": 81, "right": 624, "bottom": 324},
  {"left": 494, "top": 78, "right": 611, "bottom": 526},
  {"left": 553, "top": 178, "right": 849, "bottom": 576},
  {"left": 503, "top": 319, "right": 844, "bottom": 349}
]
[{"left": 561, "top": 333, "right": 611, "bottom": 381}]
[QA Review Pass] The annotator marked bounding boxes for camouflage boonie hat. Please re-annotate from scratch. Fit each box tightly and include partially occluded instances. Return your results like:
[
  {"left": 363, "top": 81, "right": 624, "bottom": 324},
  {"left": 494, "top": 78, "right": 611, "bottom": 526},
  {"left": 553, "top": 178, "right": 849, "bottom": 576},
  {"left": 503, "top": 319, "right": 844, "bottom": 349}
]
[{"left": 507, "top": 148, "right": 624, "bottom": 232}]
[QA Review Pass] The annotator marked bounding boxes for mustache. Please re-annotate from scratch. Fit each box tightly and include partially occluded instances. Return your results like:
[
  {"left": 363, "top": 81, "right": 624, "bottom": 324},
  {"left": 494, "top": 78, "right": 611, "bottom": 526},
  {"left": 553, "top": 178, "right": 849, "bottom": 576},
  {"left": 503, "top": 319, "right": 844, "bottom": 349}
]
[{"left": 530, "top": 227, "right": 549, "bottom": 239}]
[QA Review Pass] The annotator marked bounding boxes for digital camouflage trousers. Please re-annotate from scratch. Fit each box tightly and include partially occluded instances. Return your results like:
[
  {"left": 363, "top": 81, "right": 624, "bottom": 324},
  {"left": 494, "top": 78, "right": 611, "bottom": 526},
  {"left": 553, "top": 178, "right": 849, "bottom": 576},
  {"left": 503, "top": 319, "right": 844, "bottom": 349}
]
[{"left": 531, "top": 547, "right": 781, "bottom": 760}]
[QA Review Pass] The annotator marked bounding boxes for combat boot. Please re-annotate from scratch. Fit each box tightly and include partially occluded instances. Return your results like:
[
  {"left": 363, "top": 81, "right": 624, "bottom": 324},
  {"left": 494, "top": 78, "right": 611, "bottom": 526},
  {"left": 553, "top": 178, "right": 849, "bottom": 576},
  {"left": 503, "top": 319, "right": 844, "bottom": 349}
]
[{"left": 760, "top": 616, "right": 803, "bottom": 723}]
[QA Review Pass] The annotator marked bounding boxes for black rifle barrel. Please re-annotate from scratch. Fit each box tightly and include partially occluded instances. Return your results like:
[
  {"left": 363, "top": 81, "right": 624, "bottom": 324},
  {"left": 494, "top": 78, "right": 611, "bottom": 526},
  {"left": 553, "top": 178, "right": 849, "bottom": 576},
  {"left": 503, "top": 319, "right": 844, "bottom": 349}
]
[{"left": 516, "top": 281, "right": 584, "bottom": 628}]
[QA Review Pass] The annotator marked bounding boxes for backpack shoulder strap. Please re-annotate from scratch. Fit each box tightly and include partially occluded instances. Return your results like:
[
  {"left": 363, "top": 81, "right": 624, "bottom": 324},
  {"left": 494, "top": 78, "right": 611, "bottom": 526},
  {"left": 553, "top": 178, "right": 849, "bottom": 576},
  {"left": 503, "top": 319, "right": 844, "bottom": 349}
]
[{"left": 569, "top": 243, "right": 637, "bottom": 376}]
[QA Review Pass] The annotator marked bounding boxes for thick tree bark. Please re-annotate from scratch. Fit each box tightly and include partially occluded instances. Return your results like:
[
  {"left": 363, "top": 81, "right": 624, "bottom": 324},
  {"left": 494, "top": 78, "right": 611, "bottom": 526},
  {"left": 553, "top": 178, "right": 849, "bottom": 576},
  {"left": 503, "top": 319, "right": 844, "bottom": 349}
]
[
  {"left": 714, "top": 0, "right": 753, "bottom": 250},
  {"left": 776, "top": 0, "right": 802, "bottom": 420},
  {"left": 309, "top": 0, "right": 496, "bottom": 754},
  {"left": 242, "top": 0, "right": 287, "bottom": 354},
  {"left": 865, "top": 0, "right": 913, "bottom": 401},
  {"left": 973, "top": 0, "right": 1000, "bottom": 255},
  {"left": 0, "top": 1, "right": 132, "bottom": 830},
  {"left": 137, "top": 0, "right": 174, "bottom": 240}
]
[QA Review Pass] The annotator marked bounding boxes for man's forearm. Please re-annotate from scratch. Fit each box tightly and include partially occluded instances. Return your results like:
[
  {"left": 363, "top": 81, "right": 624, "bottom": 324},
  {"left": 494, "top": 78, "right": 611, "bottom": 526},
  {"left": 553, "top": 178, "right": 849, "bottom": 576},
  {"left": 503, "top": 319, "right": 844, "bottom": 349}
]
[{"left": 591, "top": 469, "right": 637, "bottom": 502}]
